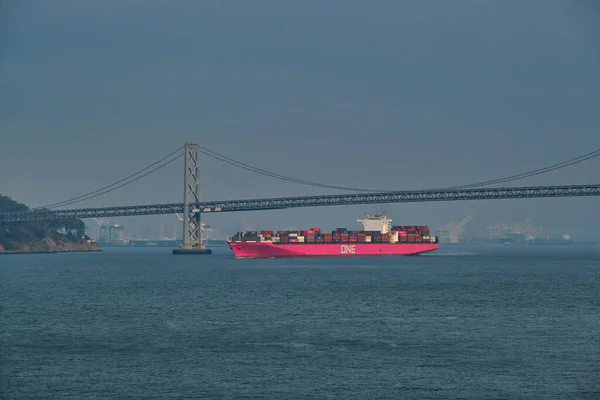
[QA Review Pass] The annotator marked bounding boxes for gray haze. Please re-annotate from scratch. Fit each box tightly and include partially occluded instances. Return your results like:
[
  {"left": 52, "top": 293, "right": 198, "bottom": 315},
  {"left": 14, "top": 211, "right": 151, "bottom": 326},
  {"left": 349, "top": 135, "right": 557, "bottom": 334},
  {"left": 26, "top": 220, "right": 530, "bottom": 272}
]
[{"left": 1, "top": 0, "right": 599, "bottom": 238}]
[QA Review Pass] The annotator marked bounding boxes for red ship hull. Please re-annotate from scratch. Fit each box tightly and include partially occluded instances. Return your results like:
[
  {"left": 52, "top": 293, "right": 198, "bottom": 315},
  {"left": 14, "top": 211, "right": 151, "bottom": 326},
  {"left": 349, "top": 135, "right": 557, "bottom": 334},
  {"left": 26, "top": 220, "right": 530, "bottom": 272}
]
[{"left": 228, "top": 241, "right": 439, "bottom": 259}]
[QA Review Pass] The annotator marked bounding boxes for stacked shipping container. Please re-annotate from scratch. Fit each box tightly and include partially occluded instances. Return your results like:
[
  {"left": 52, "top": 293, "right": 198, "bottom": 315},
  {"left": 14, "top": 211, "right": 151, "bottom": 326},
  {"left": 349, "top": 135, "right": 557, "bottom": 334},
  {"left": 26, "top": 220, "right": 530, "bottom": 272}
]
[{"left": 230, "top": 225, "right": 437, "bottom": 244}]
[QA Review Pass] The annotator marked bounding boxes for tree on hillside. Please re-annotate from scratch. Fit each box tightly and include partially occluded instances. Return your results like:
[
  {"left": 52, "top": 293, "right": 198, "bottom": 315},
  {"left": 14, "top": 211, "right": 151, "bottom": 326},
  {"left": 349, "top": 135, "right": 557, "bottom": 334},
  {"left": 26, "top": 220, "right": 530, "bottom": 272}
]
[{"left": 0, "top": 194, "right": 90, "bottom": 250}]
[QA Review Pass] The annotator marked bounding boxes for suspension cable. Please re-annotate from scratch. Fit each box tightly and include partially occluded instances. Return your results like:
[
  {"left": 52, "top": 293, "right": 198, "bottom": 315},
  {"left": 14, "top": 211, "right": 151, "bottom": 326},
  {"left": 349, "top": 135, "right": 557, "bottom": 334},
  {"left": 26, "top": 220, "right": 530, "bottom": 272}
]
[
  {"left": 200, "top": 145, "right": 600, "bottom": 193},
  {"left": 39, "top": 146, "right": 185, "bottom": 209}
]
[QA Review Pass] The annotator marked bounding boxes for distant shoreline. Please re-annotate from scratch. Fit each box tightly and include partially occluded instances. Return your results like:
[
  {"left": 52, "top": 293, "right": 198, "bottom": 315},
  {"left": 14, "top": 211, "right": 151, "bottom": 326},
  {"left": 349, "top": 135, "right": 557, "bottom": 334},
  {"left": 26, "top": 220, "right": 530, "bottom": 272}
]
[{"left": 0, "top": 249, "right": 103, "bottom": 255}]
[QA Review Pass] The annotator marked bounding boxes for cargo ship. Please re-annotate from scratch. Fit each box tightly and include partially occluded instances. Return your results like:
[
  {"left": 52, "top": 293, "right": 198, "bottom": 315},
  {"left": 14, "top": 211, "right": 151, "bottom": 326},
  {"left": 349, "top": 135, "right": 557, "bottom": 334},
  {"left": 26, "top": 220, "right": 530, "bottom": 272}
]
[{"left": 227, "top": 213, "right": 438, "bottom": 259}]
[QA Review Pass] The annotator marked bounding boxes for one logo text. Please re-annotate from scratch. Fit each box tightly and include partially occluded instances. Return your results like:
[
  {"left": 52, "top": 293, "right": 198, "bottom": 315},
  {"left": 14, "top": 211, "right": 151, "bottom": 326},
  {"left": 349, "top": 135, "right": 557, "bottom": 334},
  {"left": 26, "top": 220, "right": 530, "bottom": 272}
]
[{"left": 341, "top": 244, "right": 356, "bottom": 254}]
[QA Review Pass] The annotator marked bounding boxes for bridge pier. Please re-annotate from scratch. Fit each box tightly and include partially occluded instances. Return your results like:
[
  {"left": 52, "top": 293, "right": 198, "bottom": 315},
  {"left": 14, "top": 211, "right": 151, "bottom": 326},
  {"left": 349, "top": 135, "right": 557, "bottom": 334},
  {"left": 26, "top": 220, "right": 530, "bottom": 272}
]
[{"left": 173, "top": 141, "right": 212, "bottom": 255}]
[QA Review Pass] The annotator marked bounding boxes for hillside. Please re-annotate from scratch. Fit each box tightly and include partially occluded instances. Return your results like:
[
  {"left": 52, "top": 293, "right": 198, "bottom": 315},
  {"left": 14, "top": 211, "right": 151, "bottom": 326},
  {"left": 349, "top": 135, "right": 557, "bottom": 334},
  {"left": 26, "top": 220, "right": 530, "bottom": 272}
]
[{"left": 0, "top": 195, "right": 100, "bottom": 253}]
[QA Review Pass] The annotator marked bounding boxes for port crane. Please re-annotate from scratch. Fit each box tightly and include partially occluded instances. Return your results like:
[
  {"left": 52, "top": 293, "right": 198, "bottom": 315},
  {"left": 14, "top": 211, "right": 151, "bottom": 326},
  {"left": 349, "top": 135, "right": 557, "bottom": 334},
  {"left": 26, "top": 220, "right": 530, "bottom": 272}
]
[
  {"left": 435, "top": 216, "right": 472, "bottom": 243},
  {"left": 486, "top": 218, "right": 535, "bottom": 240},
  {"left": 92, "top": 218, "right": 124, "bottom": 244}
]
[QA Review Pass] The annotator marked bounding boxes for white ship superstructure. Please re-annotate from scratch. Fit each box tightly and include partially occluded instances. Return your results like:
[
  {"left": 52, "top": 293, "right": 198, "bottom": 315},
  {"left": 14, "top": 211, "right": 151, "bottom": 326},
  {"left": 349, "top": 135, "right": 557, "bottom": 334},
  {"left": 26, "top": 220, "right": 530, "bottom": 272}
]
[{"left": 357, "top": 213, "right": 392, "bottom": 234}]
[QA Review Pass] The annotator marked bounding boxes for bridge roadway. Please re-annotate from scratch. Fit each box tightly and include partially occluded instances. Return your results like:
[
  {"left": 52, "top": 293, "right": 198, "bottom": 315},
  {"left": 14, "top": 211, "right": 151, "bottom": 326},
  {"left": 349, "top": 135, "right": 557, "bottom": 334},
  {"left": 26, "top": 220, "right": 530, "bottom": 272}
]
[{"left": 1, "top": 184, "right": 599, "bottom": 223}]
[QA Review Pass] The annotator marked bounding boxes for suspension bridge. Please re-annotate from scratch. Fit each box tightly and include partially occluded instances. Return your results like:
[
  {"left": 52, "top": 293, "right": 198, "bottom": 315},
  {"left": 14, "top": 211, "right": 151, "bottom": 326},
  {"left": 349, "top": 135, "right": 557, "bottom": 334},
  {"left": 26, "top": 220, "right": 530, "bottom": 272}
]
[{"left": 1, "top": 142, "right": 599, "bottom": 253}]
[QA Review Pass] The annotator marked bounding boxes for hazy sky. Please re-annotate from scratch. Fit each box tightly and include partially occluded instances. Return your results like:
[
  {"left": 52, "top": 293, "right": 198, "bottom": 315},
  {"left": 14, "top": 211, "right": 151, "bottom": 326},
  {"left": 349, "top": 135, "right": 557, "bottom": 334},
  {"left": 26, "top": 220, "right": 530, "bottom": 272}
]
[{"left": 1, "top": 0, "right": 599, "bottom": 238}]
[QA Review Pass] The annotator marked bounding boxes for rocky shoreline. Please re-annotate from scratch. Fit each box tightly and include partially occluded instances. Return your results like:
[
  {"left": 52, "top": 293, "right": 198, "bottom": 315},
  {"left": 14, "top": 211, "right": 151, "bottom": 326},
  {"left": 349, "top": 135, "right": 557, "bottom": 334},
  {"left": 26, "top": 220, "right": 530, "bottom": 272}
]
[{"left": 0, "top": 237, "right": 102, "bottom": 255}]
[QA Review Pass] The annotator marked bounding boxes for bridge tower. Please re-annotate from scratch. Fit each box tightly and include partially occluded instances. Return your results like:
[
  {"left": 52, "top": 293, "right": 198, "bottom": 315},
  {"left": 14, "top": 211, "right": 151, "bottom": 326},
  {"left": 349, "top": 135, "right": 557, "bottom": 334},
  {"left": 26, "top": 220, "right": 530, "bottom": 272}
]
[{"left": 173, "top": 141, "right": 212, "bottom": 255}]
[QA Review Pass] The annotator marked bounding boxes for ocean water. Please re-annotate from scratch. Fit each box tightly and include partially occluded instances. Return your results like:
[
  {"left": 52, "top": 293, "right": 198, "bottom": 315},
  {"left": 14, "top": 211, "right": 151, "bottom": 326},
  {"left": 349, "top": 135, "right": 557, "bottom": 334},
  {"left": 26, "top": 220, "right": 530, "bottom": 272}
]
[{"left": 1, "top": 244, "right": 599, "bottom": 399}]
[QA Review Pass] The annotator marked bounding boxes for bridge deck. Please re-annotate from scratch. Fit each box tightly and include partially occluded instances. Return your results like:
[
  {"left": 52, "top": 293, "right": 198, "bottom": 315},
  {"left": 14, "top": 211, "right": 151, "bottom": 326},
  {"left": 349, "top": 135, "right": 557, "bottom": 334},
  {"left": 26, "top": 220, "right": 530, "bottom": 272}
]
[{"left": 1, "top": 184, "right": 599, "bottom": 223}]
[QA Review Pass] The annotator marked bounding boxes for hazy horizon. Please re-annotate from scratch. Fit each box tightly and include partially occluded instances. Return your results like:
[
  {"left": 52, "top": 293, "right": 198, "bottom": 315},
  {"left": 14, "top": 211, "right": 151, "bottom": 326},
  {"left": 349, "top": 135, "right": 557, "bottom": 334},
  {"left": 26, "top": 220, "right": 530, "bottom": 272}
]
[{"left": 1, "top": 0, "right": 599, "bottom": 238}]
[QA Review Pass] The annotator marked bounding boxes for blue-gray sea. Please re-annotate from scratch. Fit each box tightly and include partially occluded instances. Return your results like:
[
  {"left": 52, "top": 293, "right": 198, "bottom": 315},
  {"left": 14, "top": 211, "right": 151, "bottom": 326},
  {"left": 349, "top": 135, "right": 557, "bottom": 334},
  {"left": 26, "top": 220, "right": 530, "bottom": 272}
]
[{"left": 1, "top": 244, "right": 599, "bottom": 399}]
